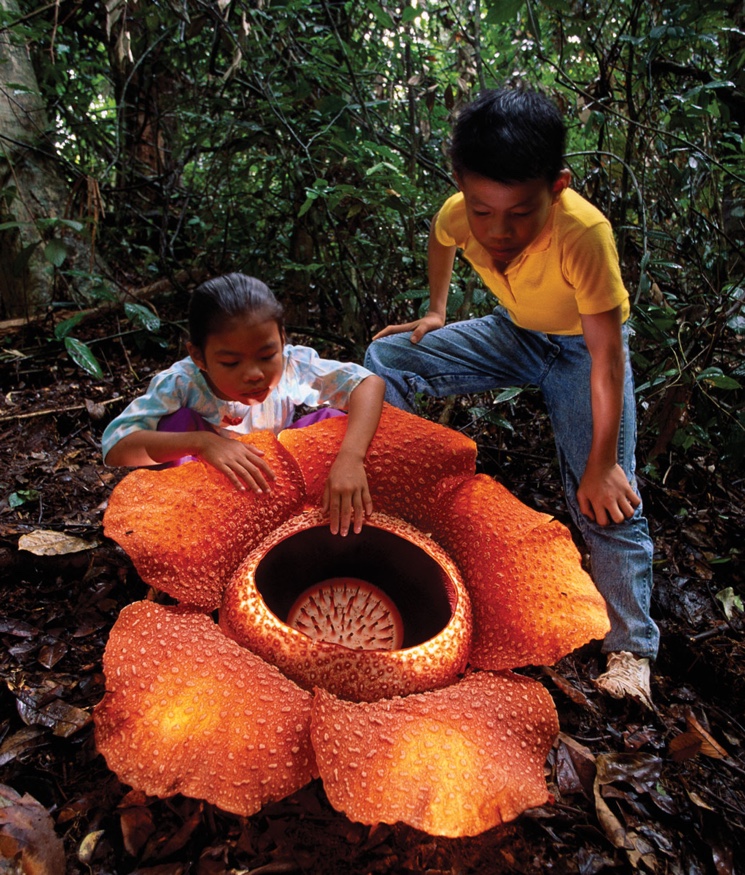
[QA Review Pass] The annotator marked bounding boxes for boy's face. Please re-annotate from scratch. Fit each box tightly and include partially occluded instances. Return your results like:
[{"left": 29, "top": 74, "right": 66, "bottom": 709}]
[{"left": 457, "top": 169, "right": 570, "bottom": 269}]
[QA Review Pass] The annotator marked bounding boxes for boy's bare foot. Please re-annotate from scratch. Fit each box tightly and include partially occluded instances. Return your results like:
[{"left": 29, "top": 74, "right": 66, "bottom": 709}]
[{"left": 594, "top": 650, "right": 653, "bottom": 709}]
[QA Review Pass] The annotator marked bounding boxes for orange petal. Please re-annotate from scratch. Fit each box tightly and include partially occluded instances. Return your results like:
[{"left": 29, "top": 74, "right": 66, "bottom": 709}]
[
  {"left": 428, "top": 475, "right": 610, "bottom": 669},
  {"left": 279, "top": 404, "right": 477, "bottom": 527},
  {"left": 94, "top": 601, "right": 317, "bottom": 816},
  {"left": 220, "top": 509, "right": 472, "bottom": 702},
  {"left": 311, "top": 671, "right": 558, "bottom": 837},
  {"left": 103, "top": 432, "right": 304, "bottom": 609}
]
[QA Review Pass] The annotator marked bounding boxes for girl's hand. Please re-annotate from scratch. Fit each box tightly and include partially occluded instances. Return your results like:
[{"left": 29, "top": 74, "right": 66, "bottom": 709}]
[
  {"left": 577, "top": 461, "right": 640, "bottom": 527},
  {"left": 322, "top": 450, "right": 373, "bottom": 536},
  {"left": 196, "top": 432, "right": 275, "bottom": 493}
]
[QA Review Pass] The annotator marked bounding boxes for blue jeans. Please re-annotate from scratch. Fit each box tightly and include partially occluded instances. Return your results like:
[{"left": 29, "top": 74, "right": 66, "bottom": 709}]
[{"left": 364, "top": 307, "right": 659, "bottom": 660}]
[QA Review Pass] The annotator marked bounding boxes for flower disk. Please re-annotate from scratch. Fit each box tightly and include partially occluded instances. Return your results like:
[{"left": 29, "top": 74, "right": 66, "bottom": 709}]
[{"left": 220, "top": 509, "right": 472, "bottom": 703}]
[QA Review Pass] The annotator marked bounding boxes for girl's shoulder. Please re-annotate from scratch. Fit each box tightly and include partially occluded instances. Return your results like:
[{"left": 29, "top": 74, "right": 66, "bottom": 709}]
[
  {"left": 281, "top": 343, "right": 366, "bottom": 381},
  {"left": 142, "top": 357, "right": 207, "bottom": 398},
  {"left": 282, "top": 343, "right": 353, "bottom": 370},
  {"left": 149, "top": 357, "right": 201, "bottom": 381}
]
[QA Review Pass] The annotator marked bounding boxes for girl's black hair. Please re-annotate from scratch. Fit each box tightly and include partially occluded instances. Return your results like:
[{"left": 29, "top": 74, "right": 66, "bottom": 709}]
[
  {"left": 450, "top": 87, "right": 566, "bottom": 184},
  {"left": 188, "top": 273, "right": 285, "bottom": 350}
]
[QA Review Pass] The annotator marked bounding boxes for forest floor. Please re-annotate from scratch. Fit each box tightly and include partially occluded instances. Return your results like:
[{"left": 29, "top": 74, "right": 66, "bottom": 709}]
[{"left": 0, "top": 289, "right": 743, "bottom": 874}]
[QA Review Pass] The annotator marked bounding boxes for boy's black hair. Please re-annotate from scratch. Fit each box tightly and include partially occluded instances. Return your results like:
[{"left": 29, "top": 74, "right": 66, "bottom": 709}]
[
  {"left": 450, "top": 87, "right": 566, "bottom": 184},
  {"left": 188, "top": 273, "right": 285, "bottom": 350}
]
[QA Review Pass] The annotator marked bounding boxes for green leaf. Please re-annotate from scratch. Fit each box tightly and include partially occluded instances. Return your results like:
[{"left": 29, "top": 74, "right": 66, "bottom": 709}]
[
  {"left": 64, "top": 337, "right": 104, "bottom": 378},
  {"left": 297, "top": 196, "right": 315, "bottom": 218},
  {"left": 483, "top": 0, "right": 525, "bottom": 23},
  {"left": 59, "top": 218, "right": 85, "bottom": 232},
  {"left": 494, "top": 387, "right": 523, "bottom": 404},
  {"left": 697, "top": 368, "right": 741, "bottom": 390},
  {"left": 54, "top": 313, "right": 86, "bottom": 340},
  {"left": 124, "top": 302, "right": 161, "bottom": 332},
  {"left": 368, "top": 2, "right": 394, "bottom": 29},
  {"left": 469, "top": 406, "right": 515, "bottom": 431},
  {"left": 9, "top": 489, "right": 40, "bottom": 508},
  {"left": 44, "top": 239, "right": 68, "bottom": 267}
]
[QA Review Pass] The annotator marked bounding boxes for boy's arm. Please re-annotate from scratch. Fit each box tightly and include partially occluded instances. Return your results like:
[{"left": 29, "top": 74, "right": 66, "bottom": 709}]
[
  {"left": 578, "top": 306, "right": 641, "bottom": 526},
  {"left": 372, "top": 214, "right": 456, "bottom": 342},
  {"left": 322, "top": 375, "right": 386, "bottom": 536},
  {"left": 105, "top": 429, "right": 275, "bottom": 494}
]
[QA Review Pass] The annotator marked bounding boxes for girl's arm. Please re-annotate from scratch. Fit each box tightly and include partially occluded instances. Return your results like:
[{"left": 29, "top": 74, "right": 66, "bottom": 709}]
[
  {"left": 372, "top": 214, "right": 455, "bottom": 342},
  {"left": 322, "top": 374, "right": 386, "bottom": 536},
  {"left": 106, "top": 429, "right": 275, "bottom": 493},
  {"left": 578, "top": 306, "right": 641, "bottom": 526}
]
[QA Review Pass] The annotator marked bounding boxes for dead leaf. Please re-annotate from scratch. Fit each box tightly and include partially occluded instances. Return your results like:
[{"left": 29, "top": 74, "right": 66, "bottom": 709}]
[
  {"left": 118, "top": 795, "right": 155, "bottom": 856},
  {"left": 0, "top": 728, "right": 47, "bottom": 768},
  {"left": 0, "top": 618, "right": 37, "bottom": 639},
  {"left": 715, "top": 586, "right": 743, "bottom": 620},
  {"left": 593, "top": 752, "right": 664, "bottom": 859},
  {"left": 78, "top": 829, "right": 105, "bottom": 864},
  {"left": 677, "top": 711, "right": 729, "bottom": 760},
  {"left": 669, "top": 731, "right": 703, "bottom": 762},
  {"left": 556, "top": 733, "right": 596, "bottom": 798},
  {"left": 18, "top": 530, "right": 98, "bottom": 556},
  {"left": 85, "top": 398, "right": 107, "bottom": 420},
  {"left": 0, "top": 784, "right": 66, "bottom": 875},
  {"left": 542, "top": 665, "right": 596, "bottom": 708},
  {"left": 37, "top": 641, "right": 68, "bottom": 669},
  {"left": 16, "top": 696, "right": 91, "bottom": 738},
  {"left": 593, "top": 773, "right": 630, "bottom": 850}
]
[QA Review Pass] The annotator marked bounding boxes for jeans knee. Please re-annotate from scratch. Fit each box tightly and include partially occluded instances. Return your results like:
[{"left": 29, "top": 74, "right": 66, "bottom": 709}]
[{"left": 364, "top": 338, "right": 393, "bottom": 373}]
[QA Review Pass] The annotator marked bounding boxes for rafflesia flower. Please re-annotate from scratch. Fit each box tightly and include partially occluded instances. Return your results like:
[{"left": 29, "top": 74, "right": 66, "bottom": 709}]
[{"left": 96, "top": 405, "right": 609, "bottom": 838}]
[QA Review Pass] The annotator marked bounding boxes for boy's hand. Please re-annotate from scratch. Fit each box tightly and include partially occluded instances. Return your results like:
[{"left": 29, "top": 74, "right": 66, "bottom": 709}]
[
  {"left": 577, "top": 461, "right": 640, "bottom": 527},
  {"left": 196, "top": 432, "right": 275, "bottom": 494},
  {"left": 372, "top": 312, "right": 445, "bottom": 344},
  {"left": 322, "top": 450, "right": 373, "bottom": 536}
]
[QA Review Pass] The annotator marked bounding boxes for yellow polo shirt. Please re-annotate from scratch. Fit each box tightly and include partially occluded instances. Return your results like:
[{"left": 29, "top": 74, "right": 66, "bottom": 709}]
[{"left": 435, "top": 189, "right": 630, "bottom": 336}]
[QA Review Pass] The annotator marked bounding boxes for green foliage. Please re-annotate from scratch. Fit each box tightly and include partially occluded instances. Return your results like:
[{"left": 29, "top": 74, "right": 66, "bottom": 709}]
[
  {"left": 6, "top": 0, "right": 744, "bottom": 469},
  {"left": 8, "top": 489, "right": 40, "bottom": 509},
  {"left": 64, "top": 337, "right": 104, "bottom": 379}
]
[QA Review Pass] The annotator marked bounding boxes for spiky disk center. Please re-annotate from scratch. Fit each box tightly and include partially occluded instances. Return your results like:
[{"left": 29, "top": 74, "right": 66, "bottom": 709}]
[{"left": 286, "top": 577, "right": 404, "bottom": 651}]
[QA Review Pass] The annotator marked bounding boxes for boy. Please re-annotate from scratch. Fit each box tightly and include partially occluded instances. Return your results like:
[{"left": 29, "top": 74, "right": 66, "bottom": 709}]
[{"left": 364, "top": 87, "right": 658, "bottom": 707}]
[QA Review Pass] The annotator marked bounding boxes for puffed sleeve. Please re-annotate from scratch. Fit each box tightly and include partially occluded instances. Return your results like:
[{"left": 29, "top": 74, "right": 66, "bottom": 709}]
[{"left": 101, "top": 361, "right": 210, "bottom": 463}]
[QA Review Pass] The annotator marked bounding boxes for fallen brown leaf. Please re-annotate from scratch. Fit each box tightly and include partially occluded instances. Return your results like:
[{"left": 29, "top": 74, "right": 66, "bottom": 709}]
[{"left": 0, "top": 784, "right": 66, "bottom": 875}]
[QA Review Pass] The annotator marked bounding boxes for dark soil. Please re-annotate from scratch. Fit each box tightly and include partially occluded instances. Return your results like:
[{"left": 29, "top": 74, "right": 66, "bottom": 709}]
[{"left": 1, "top": 291, "right": 743, "bottom": 874}]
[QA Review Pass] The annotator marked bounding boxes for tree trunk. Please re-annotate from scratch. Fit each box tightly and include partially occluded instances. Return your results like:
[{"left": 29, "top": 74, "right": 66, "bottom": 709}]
[{"left": 0, "top": 0, "right": 95, "bottom": 318}]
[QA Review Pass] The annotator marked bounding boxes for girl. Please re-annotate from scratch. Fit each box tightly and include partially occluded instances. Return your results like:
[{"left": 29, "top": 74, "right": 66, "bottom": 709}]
[{"left": 102, "top": 273, "right": 385, "bottom": 536}]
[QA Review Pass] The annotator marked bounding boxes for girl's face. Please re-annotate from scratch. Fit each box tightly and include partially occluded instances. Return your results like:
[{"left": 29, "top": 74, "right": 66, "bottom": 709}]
[{"left": 188, "top": 316, "right": 284, "bottom": 405}]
